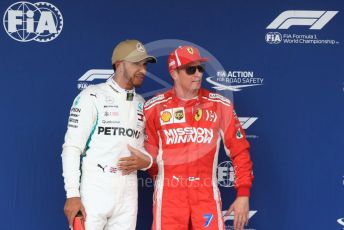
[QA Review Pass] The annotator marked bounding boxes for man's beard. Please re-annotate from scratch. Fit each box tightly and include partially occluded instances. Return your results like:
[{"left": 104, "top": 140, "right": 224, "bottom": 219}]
[{"left": 123, "top": 67, "right": 143, "bottom": 88}]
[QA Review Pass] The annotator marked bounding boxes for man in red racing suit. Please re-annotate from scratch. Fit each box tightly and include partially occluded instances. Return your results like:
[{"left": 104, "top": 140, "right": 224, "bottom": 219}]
[{"left": 144, "top": 46, "right": 253, "bottom": 230}]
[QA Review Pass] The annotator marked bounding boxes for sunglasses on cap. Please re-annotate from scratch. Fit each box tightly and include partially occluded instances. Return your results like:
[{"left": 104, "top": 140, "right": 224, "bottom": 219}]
[{"left": 181, "top": 65, "right": 206, "bottom": 75}]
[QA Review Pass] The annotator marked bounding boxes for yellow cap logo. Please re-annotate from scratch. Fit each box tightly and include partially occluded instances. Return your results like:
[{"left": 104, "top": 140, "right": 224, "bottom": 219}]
[
  {"left": 187, "top": 47, "right": 194, "bottom": 54},
  {"left": 161, "top": 111, "right": 172, "bottom": 122}
]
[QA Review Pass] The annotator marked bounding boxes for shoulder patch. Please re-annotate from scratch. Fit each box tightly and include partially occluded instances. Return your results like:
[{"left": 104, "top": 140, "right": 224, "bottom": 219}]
[
  {"left": 75, "top": 84, "right": 100, "bottom": 106},
  {"left": 144, "top": 94, "right": 165, "bottom": 108},
  {"left": 208, "top": 93, "right": 232, "bottom": 104}
]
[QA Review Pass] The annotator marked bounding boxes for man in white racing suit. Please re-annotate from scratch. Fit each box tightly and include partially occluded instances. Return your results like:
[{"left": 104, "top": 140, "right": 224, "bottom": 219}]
[{"left": 62, "top": 39, "right": 156, "bottom": 230}]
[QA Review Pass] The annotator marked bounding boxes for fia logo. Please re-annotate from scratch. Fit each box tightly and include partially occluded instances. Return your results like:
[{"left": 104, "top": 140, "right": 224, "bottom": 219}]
[
  {"left": 3, "top": 2, "right": 63, "bottom": 42},
  {"left": 217, "top": 161, "right": 235, "bottom": 187},
  {"left": 265, "top": 32, "right": 282, "bottom": 44}
]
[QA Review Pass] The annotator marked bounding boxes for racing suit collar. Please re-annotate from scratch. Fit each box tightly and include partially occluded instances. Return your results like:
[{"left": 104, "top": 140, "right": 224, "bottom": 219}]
[
  {"left": 170, "top": 87, "right": 202, "bottom": 106},
  {"left": 107, "top": 77, "right": 136, "bottom": 95}
]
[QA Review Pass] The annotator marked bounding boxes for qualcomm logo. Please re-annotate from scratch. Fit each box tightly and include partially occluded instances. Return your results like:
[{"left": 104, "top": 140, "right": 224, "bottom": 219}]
[
  {"left": 206, "top": 71, "right": 263, "bottom": 92},
  {"left": 3, "top": 1, "right": 63, "bottom": 42},
  {"left": 77, "top": 69, "right": 172, "bottom": 98},
  {"left": 267, "top": 10, "right": 338, "bottom": 30},
  {"left": 338, "top": 218, "right": 344, "bottom": 228}
]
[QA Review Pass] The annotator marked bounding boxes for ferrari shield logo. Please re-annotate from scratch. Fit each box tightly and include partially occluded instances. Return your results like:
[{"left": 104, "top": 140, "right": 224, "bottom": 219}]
[
  {"left": 187, "top": 47, "right": 194, "bottom": 54},
  {"left": 194, "top": 108, "right": 202, "bottom": 121}
]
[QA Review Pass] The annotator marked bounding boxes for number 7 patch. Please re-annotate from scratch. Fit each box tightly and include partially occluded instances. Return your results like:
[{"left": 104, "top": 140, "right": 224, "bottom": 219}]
[{"left": 203, "top": 213, "right": 213, "bottom": 228}]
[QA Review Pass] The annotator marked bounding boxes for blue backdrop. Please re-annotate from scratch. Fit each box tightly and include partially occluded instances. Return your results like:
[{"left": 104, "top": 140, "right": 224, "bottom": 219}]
[{"left": 0, "top": 0, "right": 343, "bottom": 229}]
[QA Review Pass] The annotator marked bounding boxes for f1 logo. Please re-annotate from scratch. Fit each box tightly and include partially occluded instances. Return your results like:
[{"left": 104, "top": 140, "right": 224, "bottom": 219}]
[
  {"left": 267, "top": 10, "right": 338, "bottom": 30},
  {"left": 77, "top": 69, "right": 113, "bottom": 90},
  {"left": 78, "top": 69, "right": 113, "bottom": 82},
  {"left": 338, "top": 217, "right": 344, "bottom": 227},
  {"left": 239, "top": 117, "right": 258, "bottom": 130}
]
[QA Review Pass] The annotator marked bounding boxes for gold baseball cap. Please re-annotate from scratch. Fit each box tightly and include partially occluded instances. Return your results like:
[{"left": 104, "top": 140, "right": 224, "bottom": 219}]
[{"left": 111, "top": 40, "right": 157, "bottom": 68}]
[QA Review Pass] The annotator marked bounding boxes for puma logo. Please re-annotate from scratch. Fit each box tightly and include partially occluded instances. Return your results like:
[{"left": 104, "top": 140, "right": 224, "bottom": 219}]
[
  {"left": 97, "top": 164, "right": 107, "bottom": 172},
  {"left": 90, "top": 93, "right": 97, "bottom": 98}
]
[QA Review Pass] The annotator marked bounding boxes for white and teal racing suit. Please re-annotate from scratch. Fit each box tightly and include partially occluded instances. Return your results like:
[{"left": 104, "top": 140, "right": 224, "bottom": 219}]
[{"left": 61, "top": 77, "right": 152, "bottom": 230}]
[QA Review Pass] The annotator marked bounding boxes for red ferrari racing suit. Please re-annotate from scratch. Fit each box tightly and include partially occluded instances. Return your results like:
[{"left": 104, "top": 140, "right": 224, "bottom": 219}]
[{"left": 144, "top": 88, "right": 253, "bottom": 230}]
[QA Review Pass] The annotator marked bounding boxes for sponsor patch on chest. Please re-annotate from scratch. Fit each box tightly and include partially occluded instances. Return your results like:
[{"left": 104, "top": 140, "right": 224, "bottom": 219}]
[{"left": 160, "top": 107, "right": 186, "bottom": 125}]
